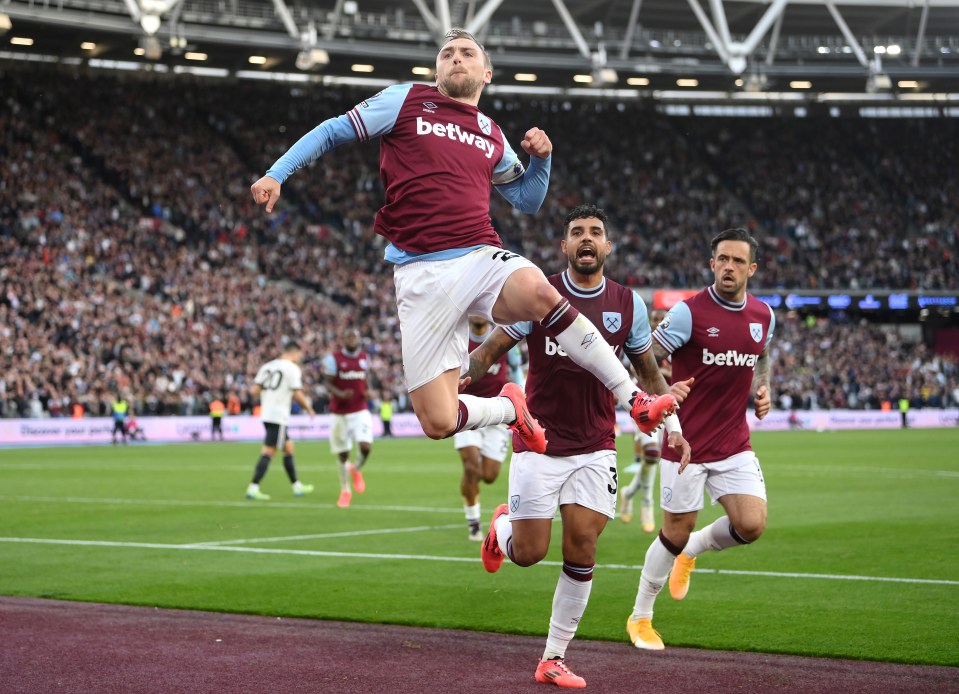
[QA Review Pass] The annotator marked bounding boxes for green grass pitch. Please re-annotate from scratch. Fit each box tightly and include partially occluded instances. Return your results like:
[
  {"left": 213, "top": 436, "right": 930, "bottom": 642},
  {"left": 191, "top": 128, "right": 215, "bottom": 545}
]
[{"left": 1, "top": 429, "right": 957, "bottom": 666}]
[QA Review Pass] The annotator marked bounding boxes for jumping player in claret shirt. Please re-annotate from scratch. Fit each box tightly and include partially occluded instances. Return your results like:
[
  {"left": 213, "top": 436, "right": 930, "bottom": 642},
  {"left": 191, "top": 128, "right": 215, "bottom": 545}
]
[{"left": 250, "top": 29, "right": 675, "bottom": 462}]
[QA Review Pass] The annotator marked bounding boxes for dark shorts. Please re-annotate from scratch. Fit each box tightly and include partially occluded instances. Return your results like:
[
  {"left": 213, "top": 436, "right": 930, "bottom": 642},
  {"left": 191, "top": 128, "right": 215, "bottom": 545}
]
[
  {"left": 113, "top": 420, "right": 126, "bottom": 434},
  {"left": 212, "top": 417, "right": 223, "bottom": 430},
  {"left": 263, "top": 422, "right": 289, "bottom": 448}
]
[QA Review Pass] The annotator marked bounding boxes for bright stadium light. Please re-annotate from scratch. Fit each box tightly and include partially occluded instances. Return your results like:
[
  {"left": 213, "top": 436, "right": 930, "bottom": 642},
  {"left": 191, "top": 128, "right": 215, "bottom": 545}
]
[
  {"left": 0, "top": 13, "right": 11, "bottom": 36},
  {"left": 295, "top": 48, "right": 329, "bottom": 71},
  {"left": 140, "top": 14, "right": 161, "bottom": 36}
]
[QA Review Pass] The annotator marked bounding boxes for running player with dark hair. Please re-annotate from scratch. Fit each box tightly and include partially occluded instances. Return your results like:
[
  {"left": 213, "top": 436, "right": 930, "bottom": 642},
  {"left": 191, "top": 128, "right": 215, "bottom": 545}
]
[
  {"left": 465, "top": 204, "right": 692, "bottom": 688},
  {"left": 323, "top": 328, "right": 374, "bottom": 508}
]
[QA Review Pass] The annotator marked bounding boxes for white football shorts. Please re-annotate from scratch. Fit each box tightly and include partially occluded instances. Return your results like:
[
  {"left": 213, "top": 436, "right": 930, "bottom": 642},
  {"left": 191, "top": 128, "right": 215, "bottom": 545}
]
[
  {"left": 393, "top": 246, "right": 537, "bottom": 391},
  {"left": 453, "top": 423, "right": 511, "bottom": 463},
  {"left": 659, "top": 450, "right": 767, "bottom": 514},
  {"left": 329, "top": 409, "right": 374, "bottom": 454},
  {"left": 508, "top": 449, "right": 619, "bottom": 521}
]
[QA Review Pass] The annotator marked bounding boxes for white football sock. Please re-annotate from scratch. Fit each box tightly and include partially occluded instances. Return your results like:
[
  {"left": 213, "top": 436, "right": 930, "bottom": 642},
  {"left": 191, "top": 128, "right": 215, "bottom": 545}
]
[
  {"left": 683, "top": 516, "right": 743, "bottom": 557},
  {"left": 640, "top": 460, "right": 658, "bottom": 506},
  {"left": 355, "top": 449, "right": 368, "bottom": 471},
  {"left": 457, "top": 394, "right": 513, "bottom": 430},
  {"left": 543, "top": 572, "right": 592, "bottom": 660},
  {"left": 632, "top": 537, "right": 676, "bottom": 620},
  {"left": 550, "top": 313, "right": 642, "bottom": 406},
  {"left": 623, "top": 458, "right": 643, "bottom": 500},
  {"left": 464, "top": 503, "right": 481, "bottom": 524},
  {"left": 337, "top": 460, "right": 351, "bottom": 492},
  {"left": 494, "top": 512, "right": 513, "bottom": 560}
]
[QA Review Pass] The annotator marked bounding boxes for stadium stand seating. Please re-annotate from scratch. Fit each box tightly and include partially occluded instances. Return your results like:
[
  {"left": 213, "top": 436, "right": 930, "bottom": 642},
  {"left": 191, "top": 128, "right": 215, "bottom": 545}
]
[{"left": 1, "top": 67, "right": 956, "bottom": 417}]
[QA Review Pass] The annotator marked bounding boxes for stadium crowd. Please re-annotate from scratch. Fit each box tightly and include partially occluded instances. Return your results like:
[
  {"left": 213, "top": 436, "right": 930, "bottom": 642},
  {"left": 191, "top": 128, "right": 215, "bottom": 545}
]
[{"left": 1, "top": 66, "right": 956, "bottom": 418}]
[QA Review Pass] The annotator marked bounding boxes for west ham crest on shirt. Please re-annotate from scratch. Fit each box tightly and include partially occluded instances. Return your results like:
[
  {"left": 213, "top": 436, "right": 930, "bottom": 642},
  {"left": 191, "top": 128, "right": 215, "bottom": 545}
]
[
  {"left": 749, "top": 322, "right": 763, "bottom": 343},
  {"left": 603, "top": 311, "right": 622, "bottom": 332},
  {"left": 477, "top": 113, "right": 492, "bottom": 135}
]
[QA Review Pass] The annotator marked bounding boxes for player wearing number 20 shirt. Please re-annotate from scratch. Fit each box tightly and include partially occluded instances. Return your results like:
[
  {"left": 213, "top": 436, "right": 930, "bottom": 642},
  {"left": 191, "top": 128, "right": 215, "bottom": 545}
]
[{"left": 254, "top": 357, "right": 305, "bottom": 429}]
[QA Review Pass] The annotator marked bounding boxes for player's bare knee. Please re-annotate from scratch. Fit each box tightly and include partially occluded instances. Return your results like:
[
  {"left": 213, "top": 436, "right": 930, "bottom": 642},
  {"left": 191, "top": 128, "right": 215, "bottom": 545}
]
[
  {"left": 419, "top": 417, "right": 455, "bottom": 440},
  {"left": 511, "top": 545, "right": 547, "bottom": 567},
  {"left": 734, "top": 515, "right": 766, "bottom": 543},
  {"left": 480, "top": 461, "right": 500, "bottom": 484},
  {"left": 530, "top": 280, "right": 563, "bottom": 319}
]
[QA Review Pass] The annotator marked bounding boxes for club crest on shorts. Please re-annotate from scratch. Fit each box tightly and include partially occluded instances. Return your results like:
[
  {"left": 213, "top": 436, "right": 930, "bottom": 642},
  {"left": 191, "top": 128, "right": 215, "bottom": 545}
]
[
  {"left": 662, "top": 487, "right": 673, "bottom": 504},
  {"left": 510, "top": 494, "right": 521, "bottom": 513},
  {"left": 603, "top": 311, "right": 622, "bottom": 332},
  {"left": 749, "top": 322, "right": 763, "bottom": 343},
  {"left": 477, "top": 113, "right": 492, "bottom": 135}
]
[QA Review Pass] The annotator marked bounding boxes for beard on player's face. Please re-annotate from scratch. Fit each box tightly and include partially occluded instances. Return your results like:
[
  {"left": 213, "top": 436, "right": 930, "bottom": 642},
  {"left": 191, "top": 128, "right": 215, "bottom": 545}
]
[
  {"left": 569, "top": 253, "right": 605, "bottom": 276},
  {"left": 438, "top": 72, "right": 483, "bottom": 99}
]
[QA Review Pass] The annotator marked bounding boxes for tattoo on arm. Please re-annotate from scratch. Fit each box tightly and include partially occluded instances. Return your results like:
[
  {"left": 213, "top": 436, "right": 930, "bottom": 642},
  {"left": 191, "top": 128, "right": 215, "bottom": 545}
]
[
  {"left": 652, "top": 342, "right": 670, "bottom": 364},
  {"left": 754, "top": 348, "right": 771, "bottom": 391},
  {"left": 629, "top": 351, "right": 670, "bottom": 396},
  {"left": 467, "top": 328, "right": 518, "bottom": 383}
]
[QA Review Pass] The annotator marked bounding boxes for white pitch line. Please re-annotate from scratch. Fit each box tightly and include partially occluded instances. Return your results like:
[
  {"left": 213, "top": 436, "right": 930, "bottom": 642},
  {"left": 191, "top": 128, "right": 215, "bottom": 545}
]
[
  {"left": 773, "top": 464, "right": 959, "bottom": 479},
  {"left": 1, "top": 537, "right": 956, "bottom": 586},
  {"left": 0, "top": 495, "right": 463, "bottom": 514},
  {"left": 186, "top": 524, "right": 463, "bottom": 547}
]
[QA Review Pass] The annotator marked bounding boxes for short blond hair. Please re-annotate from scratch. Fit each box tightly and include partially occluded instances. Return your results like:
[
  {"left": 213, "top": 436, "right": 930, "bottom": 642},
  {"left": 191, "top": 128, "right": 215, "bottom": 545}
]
[{"left": 441, "top": 28, "right": 492, "bottom": 70}]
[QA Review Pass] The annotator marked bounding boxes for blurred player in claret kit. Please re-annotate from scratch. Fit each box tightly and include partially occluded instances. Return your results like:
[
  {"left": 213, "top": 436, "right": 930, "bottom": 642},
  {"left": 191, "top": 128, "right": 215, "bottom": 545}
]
[
  {"left": 620, "top": 308, "right": 669, "bottom": 532},
  {"left": 463, "top": 204, "right": 692, "bottom": 688},
  {"left": 250, "top": 28, "right": 676, "bottom": 466},
  {"left": 454, "top": 316, "right": 523, "bottom": 541},
  {"left": 323, "top": 327, "right": 374, "bottom": 508}
]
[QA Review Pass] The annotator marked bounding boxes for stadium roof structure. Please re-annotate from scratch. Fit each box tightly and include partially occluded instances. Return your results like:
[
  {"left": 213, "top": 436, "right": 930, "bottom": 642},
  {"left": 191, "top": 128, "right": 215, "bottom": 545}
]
[{"left": 3, "top": 0, "right": 959, "bottom": 101}]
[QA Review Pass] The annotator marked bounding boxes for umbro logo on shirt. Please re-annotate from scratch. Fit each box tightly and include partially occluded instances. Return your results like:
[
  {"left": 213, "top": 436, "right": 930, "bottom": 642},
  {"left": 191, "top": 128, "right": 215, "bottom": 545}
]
[
  {"left": 422, "top": 102, "right": 437, "bottom": 113},
  {"left": 707, "top": 327, "right": 720, "bottom": 337}
]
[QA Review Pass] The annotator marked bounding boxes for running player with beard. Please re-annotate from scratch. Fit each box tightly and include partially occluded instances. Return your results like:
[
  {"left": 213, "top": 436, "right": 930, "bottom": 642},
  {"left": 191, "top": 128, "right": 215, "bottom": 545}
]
[
  {"left": 463, "top": 204, "right": 692, "bottom": 688},
  {"left": 626, "top": 228, "right": 774, "bottom": 651},
  {"left": 323, "top": 327, "right": 374, "bottom": 509},
  {"left": 251, "top": 29, "right": 676, "bottom": 463}
]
